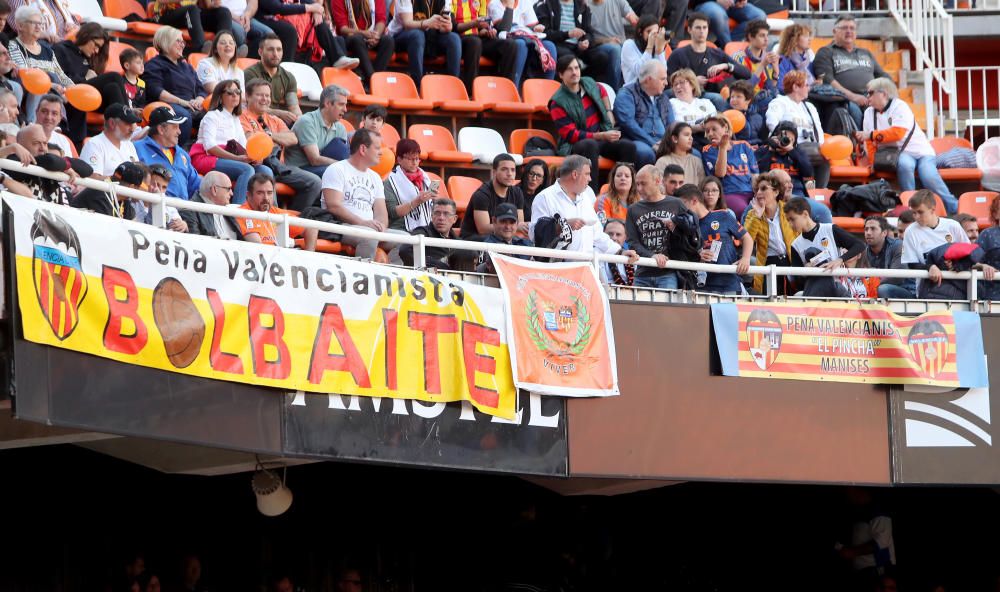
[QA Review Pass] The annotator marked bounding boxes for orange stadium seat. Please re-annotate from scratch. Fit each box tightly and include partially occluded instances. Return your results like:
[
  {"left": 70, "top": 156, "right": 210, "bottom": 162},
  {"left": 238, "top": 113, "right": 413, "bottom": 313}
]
[
  {"left": 808, "top": 188, "right": 834, "bottom": 206},
  {"left": 473, "top": 77, "right": 535, "bottom": 116},
  {"left": 145, "top": 46, "right": 158, "bottom": 62},
  {"left": 831, "top": 216, "right": 866, "bottom": 232},
  {"left": 931, "top": 137, "right": 984, "bottom": 184},
  {"left": 427, "top": 172, "right": 449, "bottom": 200},
  {"left": 407, "top": 125, "right": 474, "bottom": 163},
  {"left": 724, "top": 41, "right": 748, "bottom": 57},
  {"left": 106, "top": 41, "right": 131, "bottom": 75},
  {"left": 510, "top": 129, "right": 564, "bottom": 167},
  {"left": 522, "top": 79, "right": 561, "bottom": 113},
  {"left": 900, "top": 190, "right": 948, "bottom": 216},
  {"left": 321, "top": 68, "right": 387, "bottom": 107},
  {"left": 446, "top": 176, "right": 482, "bottom": 219},
  {"left": 381, "top": 123, "right": 401, "bottom": 150},
  {"left": 421, "top": 75, "right": 483, "bottom": 112},
  {"left": 372, "top": 72, "right": 434, "bottom": 112},
  {"left": 958, "top": 191, "right": 998, "bottom": 227},
  {"left": 187, "top": 52, "right": 207, "bottom": 70}
]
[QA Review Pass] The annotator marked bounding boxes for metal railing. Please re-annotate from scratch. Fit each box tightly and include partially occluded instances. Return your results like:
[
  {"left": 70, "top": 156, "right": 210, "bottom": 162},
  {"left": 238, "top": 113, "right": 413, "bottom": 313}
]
[
  {"left": 789, "top": 0, "right": 890, "bottom": 16},
  {"left": 1, "top": 158, "right": 996, "bottom": 307},
  {"left": 927, "top": 65, "right": 1000, "bottom": 142},
  {"left": 890, "top": 0, "right": 956, "bottom": 88}
]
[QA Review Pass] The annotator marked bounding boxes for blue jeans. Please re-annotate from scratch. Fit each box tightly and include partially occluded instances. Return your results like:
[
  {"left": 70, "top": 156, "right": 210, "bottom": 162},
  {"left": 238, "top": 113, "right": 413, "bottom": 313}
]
[
  {"left": 634, "top": 272, "right": 678, "bottom": 290},
  {"left": 592, "top": 42, "right": 623, "bottom": 88},
  {"left": 634, "top": 142, "right": 657, "bottom": 167},
  {"left": 878, "top": 283, "right": 916, "bottom": 299},
  {"left": 394, "top": 29, "right": 462, "bottom": 83},
  {"left": 694, "top": 1, "right": 767, "bottom": 46},
  {"left": 303, "top": 164, "right": 331, "bottom": 179},
  {"left": 230, "top": 18, "right": 273, "bottom": 50},
  {"left": 512, "top": 38, "right": 557, "bottom": 86},
  {"left": 897, "top": 153, "right": 958, "bottom": 214},
  {"left": 214, "top": 159, "right": 272, "bottom": 204}
]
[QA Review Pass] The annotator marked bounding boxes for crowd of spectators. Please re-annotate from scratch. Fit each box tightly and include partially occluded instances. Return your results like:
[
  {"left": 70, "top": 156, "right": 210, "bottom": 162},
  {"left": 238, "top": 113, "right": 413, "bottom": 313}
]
[{"left": 0, "top": 0, "right": 994, "bottom": 301}]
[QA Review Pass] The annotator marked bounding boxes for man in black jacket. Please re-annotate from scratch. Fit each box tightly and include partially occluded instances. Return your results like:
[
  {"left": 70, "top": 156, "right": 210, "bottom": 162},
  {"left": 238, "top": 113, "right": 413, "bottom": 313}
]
[
  {"left": 535, "top": 0, "right": 613, "bottom": 86},
  {"left": 181, "top": 171, "right": 243, "bottom": 240},
  {"left": 666, "top": 12, "right": 750, "bottom": 110},
  {"left": 400, "top": 198, "right": 461, "bottom": 268}
]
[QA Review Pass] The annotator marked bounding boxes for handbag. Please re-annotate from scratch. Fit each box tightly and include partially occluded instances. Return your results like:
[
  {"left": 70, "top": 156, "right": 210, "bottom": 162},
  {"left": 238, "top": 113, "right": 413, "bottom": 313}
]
[
  {"left": 870, "top": 108, "right": 915, "bottom": 175},
  {"left": 797, "top": 101, "right": 823, "bottom": 164}
]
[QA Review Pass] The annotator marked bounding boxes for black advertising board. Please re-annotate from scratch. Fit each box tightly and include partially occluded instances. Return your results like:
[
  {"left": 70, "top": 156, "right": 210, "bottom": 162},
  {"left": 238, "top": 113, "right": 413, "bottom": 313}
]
[{"left": 283, "top": 391, "right": 568, "bottom": 475}]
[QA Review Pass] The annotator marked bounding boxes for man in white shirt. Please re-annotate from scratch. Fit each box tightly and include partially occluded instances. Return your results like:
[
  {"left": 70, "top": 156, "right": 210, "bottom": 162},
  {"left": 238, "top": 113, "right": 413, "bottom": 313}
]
[
  {"left": 321, "top": 129, "right": 408, "bottom": 263},
  {"left": 900, "top": 189, "right": 996, "bottom": 296},
  {"left": 80, "top": 104, "right": 141, "bottom": 180},
  {"left": 36, "top": 94, "right": 74, "bottom": 157},
  {"left": 530, "top": 154, "right": 640, "bottom": 261}
]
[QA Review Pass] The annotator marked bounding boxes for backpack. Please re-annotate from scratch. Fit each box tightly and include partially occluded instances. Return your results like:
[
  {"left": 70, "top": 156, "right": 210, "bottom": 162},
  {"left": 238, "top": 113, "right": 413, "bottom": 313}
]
[
  {"left": 524, "top": 136, "right": 557, "bottom": 157},
  {"left": 825, "top": 106, "right": 858, "bottom": 138}
]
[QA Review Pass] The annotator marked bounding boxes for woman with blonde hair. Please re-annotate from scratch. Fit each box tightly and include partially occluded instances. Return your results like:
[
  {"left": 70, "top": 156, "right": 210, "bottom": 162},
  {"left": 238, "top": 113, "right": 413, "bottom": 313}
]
[
  {"left": 668, "top": 68, "right": 716, "bottom": 133},
  {"left": 144, "top": 26, "right": 207, "bottom": 142},
  {"left": 596, "top": 163, "right": 638, "bottom": 222},
  {"left": 776, "top": 23, "right": 815, "bottom": 91}
]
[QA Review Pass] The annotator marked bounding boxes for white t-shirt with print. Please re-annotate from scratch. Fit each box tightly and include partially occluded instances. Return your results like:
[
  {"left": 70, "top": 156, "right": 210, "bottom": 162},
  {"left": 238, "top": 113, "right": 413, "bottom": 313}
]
[
  {"left": 670, "top": 97, "right": 717, "bottom": 126},
  {"left": 79, "top": 132, "right": 139, "bottom": 177},
  {"left": 321, "top": 159, "right": 385, "bottom": 220}
]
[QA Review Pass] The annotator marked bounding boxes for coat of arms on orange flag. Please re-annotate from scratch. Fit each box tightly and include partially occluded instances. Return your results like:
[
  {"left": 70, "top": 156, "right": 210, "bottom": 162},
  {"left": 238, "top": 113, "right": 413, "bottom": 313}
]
[{"left": 491, "top": 254, "right": 619, "bottom": 397}]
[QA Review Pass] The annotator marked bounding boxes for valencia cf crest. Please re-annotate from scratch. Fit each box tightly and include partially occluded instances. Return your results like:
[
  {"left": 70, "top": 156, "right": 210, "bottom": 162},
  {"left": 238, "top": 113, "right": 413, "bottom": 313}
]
[
  {"left": 31, "top": 209, "right": 87, "bottom": 340},
  {"left": 746, "top": 309, "right": 782, "bottom": 370},
  {"left": 908, "top": 319, "right": 950, "bottom": 379}
]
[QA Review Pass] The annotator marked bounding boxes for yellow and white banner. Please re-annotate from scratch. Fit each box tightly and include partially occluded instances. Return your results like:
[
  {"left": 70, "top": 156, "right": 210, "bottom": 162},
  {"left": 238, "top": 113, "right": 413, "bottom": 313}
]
[{"left": 7, "top": 198, "right": 518, "bottom": 418}]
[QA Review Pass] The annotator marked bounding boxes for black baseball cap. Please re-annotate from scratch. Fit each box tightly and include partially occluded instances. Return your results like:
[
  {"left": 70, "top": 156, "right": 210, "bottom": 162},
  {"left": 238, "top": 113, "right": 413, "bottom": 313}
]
[
  {"left": 104, "top": 103, "right": 142, "bottom": 124},
  {"left": 494, "top": 202, "right": 518, "bottom": 222},
  {"left": 148, "top": 106, "right": 188, "bottom": 128},
  {"left": 113, "top": 161, "right": 146, "bottom": 186}
]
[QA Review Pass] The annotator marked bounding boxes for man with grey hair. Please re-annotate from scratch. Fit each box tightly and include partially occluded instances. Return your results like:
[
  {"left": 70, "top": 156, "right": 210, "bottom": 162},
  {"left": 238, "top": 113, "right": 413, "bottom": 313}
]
[
  {"left": 530, "top": 154, "right": 640, "bottom": 260},
  {"left": 613, "top": 60, "right": 673, "bottom": 167},
  {"left": 181, "top": 171, "right": 242, "bottom": 239},
  {"left": 814, "top": 15, "right": 890, "bottom": 128},
  {"left": 285, "top": 84, "right": 350, "bottom": 179}
]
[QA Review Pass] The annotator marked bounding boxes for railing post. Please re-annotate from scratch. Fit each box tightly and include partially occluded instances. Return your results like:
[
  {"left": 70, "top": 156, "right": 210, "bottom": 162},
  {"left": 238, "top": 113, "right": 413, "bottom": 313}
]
[
  {"left": 276, "top": 213, "right": 290, "bottom": 248},
  {"left": 766, "top": 265, "right": 778, "bottom": 300},
  {"left": 969, "top": 270, "right": 979, "bottom": 307},
  {"left": 150, "top": 194, "right": 166, "bottom": 229},
  {"left": 414, "top": 234, "right": 427, "bottom": 268},
  {"left": 924, "top": 68, "right": 936, "bottom": 137}
]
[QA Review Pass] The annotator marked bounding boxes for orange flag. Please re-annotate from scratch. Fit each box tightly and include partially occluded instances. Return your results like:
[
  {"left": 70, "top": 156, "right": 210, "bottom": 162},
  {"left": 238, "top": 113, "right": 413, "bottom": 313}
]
[{"left": 492, "top": 254, "right": 619, "bottom": 397}]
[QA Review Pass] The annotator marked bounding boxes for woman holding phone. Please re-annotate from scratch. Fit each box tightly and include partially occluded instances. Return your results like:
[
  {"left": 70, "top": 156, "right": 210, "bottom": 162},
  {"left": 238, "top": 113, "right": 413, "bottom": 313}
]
[{"left": 384, "top": 138, "right": 438, "bottom": 231}]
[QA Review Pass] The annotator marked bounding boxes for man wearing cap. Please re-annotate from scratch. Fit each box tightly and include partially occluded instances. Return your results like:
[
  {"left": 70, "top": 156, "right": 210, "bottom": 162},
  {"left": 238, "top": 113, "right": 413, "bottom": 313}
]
[
  {"left": 80, "top": 104, "right": 142, "bottom": 180},
  {"left": 10, "top": 124, "right": 91, "bottom": 204},
  {"left": 72, "top": 162, "right": 147, "bottom": 219},
  {"left": 135, "top": 106, "right": 202, "bottom": 201},
  {"left": 144, "top": 163, "right": 190, "bottom": 232},
  {"left": 477, "top": 202, "right": 534, "bottom": 273}
]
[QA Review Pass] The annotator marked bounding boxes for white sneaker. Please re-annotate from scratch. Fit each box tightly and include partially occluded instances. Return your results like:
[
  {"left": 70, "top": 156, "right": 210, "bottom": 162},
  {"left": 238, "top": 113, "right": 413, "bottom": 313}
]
[{"left": 333, "top": 56, "right": 360, "bottom": 70}]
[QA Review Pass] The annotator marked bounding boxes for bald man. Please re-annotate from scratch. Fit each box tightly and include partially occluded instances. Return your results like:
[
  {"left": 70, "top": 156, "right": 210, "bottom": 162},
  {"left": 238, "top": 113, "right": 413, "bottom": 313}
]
[{"left": 182, "top": 171, "right": 242, "bottom": 239}]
